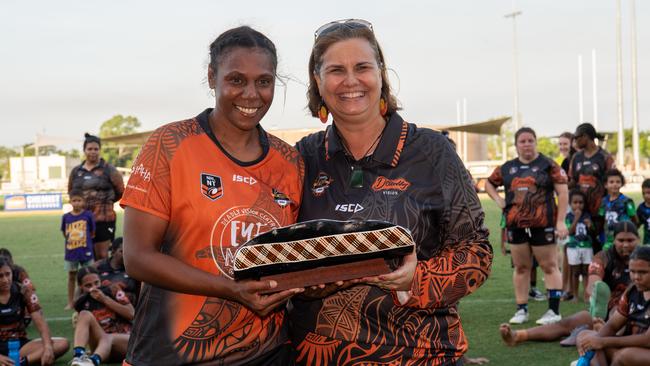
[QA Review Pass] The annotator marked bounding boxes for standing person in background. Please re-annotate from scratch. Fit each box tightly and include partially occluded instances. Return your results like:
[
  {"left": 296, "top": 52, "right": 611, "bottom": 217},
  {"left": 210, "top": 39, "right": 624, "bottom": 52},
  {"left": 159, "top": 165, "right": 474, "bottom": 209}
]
[
  {"left": 568, "top": 123, "right": 615, "bottom": 254},
  {"left": 486, "top": 127, "right": 568, "bottom": 325},
  {"left": 559, "top": 132, "right": 576, "bottom": 174},
  {"left": 637, "top": 179, "right": 650, "bottom": 245},
  {"left": 565, "top": 190, "right": 595, "bottom": 302},
  {"left": 61, "top": 189, "right": 96, "bottom": 310},
  {"left": 599, "top": 169, "right": 637, "bottom": 251},
  {"left": 68, "top": 134, "right": 124, "bottom": 261},
  {"left": 291, "top": 19, "right": 492, "bottom": 365},
  {"left": 558, "top": 131, "right": 576, "bottom": 298},
  {"left": 121, "top": 26, "right": 304, "bottom": 365}
]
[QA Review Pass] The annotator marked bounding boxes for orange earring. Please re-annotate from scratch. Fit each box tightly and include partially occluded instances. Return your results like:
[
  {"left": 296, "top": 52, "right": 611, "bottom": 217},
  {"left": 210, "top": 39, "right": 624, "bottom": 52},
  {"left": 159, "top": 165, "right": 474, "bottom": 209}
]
[
  {"left": 379, "top": 98, "right": 387, "bottom": 116},
  {"left": 318, "top": 103, "right": 329, "bottom": 123}
]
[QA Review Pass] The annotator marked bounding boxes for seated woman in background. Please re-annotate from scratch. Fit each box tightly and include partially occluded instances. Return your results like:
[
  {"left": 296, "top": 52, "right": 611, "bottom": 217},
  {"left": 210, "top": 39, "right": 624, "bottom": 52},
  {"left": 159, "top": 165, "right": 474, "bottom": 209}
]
[
  {"left": 70, "top": 266, "right": 133, "bottom": 366},
  {"left": 0, "top": 257, "right": 69, "bottom": 365},
  {"left": 93, "top": 238, "right": 140, "bottom": 305}
]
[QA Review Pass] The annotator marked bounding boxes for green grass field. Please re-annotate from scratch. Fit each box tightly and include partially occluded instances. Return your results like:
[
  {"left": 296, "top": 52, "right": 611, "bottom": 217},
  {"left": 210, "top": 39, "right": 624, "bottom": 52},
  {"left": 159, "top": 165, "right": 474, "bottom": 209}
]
[{"left": 0, "top": 193, "right": 643, "bottom": 365}]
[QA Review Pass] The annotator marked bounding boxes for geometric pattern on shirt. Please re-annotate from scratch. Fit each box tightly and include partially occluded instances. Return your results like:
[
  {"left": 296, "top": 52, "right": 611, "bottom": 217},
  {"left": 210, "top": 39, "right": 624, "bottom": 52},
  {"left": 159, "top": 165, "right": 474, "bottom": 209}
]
[{"left": 233, "top": 225, "right": 414, "bottom": 271}]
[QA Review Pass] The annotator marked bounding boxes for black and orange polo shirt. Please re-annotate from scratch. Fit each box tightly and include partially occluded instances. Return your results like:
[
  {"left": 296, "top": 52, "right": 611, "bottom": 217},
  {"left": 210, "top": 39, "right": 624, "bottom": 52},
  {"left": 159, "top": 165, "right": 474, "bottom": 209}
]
[{"left": 290, "top": 113, "right": 492, "bottom": 365}]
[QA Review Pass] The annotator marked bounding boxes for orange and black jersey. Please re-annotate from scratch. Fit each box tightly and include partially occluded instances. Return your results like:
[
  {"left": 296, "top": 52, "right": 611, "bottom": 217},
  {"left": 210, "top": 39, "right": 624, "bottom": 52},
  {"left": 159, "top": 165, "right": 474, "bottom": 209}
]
[
  {"left": 568, "top": 148, "right": 615, "bottom": 216},
  {"left": 0, "top": 282, "right": 40, "bottom": 341},
  {"left": 488, "top": 154, "right": 567, "bottom": 228},
  {"left": 74, "top": 285, "right": 132, "bottom": 334},
  {"left": 120, "top": 109, "right": 303, "bottom": 366},
  {"left": 291, "top": 113, "right": 492, "bottom": 365},
  {"left": 588, "top": 248, "right": 630, "bottom": 311},
  {"left": 95, "top": 259, "right": 140, "bottom": 305},
  {"left": 617, "top": 285, "right": 650, "bottom": 336}
]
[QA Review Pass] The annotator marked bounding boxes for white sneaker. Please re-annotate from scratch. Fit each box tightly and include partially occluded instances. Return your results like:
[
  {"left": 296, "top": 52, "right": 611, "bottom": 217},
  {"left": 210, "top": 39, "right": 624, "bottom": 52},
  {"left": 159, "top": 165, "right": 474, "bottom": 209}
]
[
  {"left": 70, "top": 355, "right": 94, "bottom": 366},
  {"left": 536, "top": 309, "right": 562, "bottom": 325},
  {"left": 509, "top": 309, "right": 529, "bottom": 324},
  {"left": 569, "top": 360, "right": 578, "bottom": 366}
]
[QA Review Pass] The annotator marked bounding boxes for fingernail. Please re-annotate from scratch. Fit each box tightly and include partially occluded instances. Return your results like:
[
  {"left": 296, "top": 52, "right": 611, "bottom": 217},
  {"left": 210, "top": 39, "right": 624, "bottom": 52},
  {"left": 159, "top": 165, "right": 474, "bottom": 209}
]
[
  {"left": 269, "top": 280, "right": 277, "bottom": 288},
  {"left": 294, "top": 288, "right": 304, "bottom": 293}
]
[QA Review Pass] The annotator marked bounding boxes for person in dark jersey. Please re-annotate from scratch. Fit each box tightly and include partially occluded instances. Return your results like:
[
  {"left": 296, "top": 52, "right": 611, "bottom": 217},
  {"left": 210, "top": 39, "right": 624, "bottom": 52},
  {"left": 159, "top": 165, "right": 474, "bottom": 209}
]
[
  {"left": 568, "top": 122, "right": 615, "bottom": 253},
  {"left": 92, "top": 238, "right": 139, "bottom": 305},
  {"left": 0, "top": 249, "right": 34, "bottom": 293},
  {"left": 500, "top": 221, "right": 639, "bottom": 347},
  {"left": 70, "top": 266, "right": 133, "bottom": 366},
  {"left": 121, "top": 26, "right": 304, "bottom": 366},
  {"left": 0, "top": 258, "right": 69, "bottom": 365},
  {"left": 575, "top": 245, "right": 650, "bottom": 366},
  {"left": 559, "top": 131, "right": 575, "bottom": 174},
  {"left": 599, "top": 169, "right": 637, "bottom": 250},
  {"left": 68, "top": 133, "right": 124, "bottom": 260},
  {"left": 289, "top": 19, "right": 492, "bottom": 365},
  {"left": 486, "top": 127, "right": 569, "bottom": 325},
  {"left": 637, "top": 179, "right": 650, "bottom": 245}
]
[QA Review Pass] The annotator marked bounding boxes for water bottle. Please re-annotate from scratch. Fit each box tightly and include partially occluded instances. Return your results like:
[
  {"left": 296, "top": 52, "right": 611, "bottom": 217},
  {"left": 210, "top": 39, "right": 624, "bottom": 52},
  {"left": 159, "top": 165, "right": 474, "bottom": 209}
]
[
  {"left": 8, "top": 338, "right": 21, "bottom": 365},
  {"left": 576, "top": 350, "right": 595, "bottom": 366}
]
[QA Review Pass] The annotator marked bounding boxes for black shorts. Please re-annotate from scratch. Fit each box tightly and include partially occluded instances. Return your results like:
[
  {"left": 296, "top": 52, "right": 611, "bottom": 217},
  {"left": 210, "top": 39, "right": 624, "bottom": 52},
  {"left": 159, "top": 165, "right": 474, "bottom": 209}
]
[
  {"left": 95, "top": 221, "right": 116, "bottom": 242},
  {"left": 507, "top": 227, "right": 556, "bottom": 246},
  {"left": 0, "top": 337, "right": 29, "bottom": 356}
]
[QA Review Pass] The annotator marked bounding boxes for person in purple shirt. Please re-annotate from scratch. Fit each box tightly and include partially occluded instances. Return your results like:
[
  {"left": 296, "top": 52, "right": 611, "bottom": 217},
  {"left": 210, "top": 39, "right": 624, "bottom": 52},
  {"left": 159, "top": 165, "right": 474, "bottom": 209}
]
[{"left": 61, "top": 189, "right": 96, "bottom": 310}]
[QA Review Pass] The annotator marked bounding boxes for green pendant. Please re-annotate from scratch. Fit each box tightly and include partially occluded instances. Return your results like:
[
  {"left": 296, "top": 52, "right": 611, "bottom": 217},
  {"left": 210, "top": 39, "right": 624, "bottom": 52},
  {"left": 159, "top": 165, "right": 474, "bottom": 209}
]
[{"left": 350, "top": 165, "right": 363, "bottom": 188}]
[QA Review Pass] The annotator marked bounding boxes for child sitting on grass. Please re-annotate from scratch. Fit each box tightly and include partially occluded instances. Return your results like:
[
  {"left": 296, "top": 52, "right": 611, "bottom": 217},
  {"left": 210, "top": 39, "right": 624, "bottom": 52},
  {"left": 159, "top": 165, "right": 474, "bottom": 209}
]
[
  {"left": 61, "top": 189, "right": 95, "bottom": 310},
  {"left": 70, "top": 266, "right": 133, "bottom": 366}
]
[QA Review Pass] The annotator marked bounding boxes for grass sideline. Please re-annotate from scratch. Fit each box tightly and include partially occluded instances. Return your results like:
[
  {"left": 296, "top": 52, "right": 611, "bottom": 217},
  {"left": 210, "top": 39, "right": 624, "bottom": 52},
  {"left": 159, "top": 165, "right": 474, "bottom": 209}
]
[{"left": 0, "top": 193, "right": 643, "bottom": 365}]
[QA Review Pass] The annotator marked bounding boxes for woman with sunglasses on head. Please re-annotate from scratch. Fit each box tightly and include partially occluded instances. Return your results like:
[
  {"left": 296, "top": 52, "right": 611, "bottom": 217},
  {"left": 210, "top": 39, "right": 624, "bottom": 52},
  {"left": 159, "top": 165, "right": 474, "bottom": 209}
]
[
  {"left": 120, "top": 26, "right": 304, "bottom": 366},
  {"left": 290, "top": 19, "right": 492, "bottom": 365}
]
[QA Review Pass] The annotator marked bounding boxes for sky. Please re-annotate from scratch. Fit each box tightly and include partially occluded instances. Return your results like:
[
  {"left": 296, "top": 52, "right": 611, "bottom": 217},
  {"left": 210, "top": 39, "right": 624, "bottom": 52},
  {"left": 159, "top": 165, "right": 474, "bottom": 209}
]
[{"left": 1, "top": 0, "right": 648, "bottom": 148}]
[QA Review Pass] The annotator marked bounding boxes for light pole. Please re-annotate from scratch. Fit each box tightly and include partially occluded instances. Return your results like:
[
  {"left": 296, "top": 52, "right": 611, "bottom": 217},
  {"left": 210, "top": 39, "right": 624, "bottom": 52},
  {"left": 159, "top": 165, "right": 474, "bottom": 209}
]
[
  {"left": 616, "top": 0, "right": 625, "bottom": 168},
  {"left": 631, "top": 0, "right": 640, "bottom": 172},
  {"left": 505, "top": 9, "right": 522, "bottom": 132}
]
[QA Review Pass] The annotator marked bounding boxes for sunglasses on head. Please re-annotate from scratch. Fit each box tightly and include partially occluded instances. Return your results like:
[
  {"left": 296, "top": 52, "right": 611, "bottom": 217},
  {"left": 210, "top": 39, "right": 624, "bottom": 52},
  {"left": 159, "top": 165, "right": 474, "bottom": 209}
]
[{"left": 314, "top": 19, "right": 373, "bottom": 39}]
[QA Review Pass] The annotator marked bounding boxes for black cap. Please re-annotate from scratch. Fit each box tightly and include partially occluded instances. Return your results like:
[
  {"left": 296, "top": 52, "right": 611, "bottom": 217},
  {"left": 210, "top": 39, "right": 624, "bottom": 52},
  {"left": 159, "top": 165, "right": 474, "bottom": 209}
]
[{"left": 574, "top": 123, "right": 603, "bottom": 140}]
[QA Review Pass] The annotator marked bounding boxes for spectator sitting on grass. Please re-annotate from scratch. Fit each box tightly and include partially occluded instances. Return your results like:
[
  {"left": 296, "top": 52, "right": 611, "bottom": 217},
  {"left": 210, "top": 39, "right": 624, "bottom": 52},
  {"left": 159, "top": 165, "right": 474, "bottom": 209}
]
[
  {"left": 0, "top": 257, "right": 69, "bottom": 365},
  {"left": 92, "top": 238, "right": 140, "bottom": 305},
  {"left": 500, "top": 221, "right": 639, "bottom": 347},
  {"left": 575, "top": 244, "right": 650, "bottom": 366},
  {"left": 71, "top": 266, "right": 133, "bottom": 366}
]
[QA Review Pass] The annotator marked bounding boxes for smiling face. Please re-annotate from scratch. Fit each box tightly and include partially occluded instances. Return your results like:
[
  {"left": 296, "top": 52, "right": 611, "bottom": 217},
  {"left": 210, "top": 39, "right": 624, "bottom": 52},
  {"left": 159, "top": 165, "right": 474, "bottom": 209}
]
[
  {"left": 208, "top": 47, "right": 275, "bottom": 132},
  {"left": 515, "top": 132, "right": 537, "bottom": 161},
  {"left": 558, "top": 136, "right": 571, "bottom": 158},
  {"left": 314, "top": 38, "right": 382, "bottom": 125}
]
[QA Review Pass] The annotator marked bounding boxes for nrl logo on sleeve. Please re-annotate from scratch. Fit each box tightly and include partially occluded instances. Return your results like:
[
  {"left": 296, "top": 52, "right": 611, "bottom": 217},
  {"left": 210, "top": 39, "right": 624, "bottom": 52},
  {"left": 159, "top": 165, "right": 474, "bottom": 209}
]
[{"left": 201, "top": 173, "right": 223, "bottom": 200}]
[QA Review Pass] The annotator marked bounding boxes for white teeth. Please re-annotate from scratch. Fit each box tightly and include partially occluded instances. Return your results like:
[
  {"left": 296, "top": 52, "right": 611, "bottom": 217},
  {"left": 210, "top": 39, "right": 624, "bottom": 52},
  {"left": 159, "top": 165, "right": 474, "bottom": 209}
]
[
  {"left": 341, "top": 92, "right": 364, "bottom": 98},
  {"left": 235, "top": 106, "right": 259, "bottom": 115}
]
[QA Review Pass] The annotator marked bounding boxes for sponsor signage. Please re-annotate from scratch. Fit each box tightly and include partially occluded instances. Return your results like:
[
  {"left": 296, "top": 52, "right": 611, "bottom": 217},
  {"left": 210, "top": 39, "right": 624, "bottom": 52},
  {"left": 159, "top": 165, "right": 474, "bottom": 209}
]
[{"left": 4, "top": 193, "right": 63, "bottom": 211}]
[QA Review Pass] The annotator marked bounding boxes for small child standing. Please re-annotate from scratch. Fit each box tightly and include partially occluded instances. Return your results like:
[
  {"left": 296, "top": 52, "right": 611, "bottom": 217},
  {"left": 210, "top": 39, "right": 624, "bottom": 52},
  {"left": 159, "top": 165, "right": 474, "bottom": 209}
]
[
  {"left": 61, "top": 189, "right": 95, "bottom": 310},
  {"left": 636, "top": 178, "right": 650, "bottom": 245},
  {"left": 599, "top": 169, "right": 637, "bottom": 250},
  {"left": 565, "top": 190, "right": 594, "bottom": 302}
]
